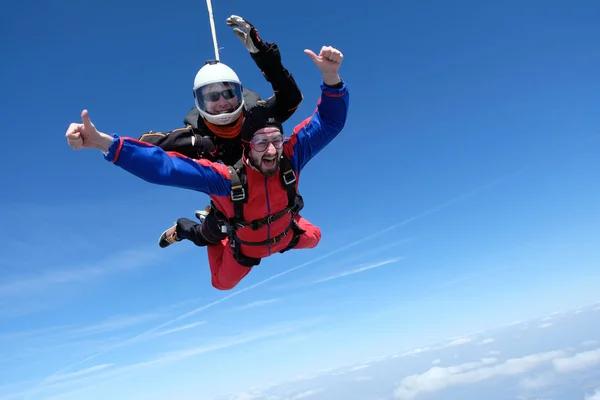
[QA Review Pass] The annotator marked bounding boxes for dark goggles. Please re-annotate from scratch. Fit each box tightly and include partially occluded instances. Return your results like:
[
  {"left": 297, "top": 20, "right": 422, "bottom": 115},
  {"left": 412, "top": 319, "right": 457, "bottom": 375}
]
[
  {"left": 250, "top": 134, "right": 284, "bottom": 152},
  {"left": 202, "top": 88, "right": 237, "bottom": 102}
]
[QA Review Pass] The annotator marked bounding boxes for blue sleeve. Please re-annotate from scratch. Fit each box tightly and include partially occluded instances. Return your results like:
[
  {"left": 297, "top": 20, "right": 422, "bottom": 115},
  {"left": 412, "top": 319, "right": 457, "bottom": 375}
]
[
  {"left": 285, "top": 81, "right": 349, "bottom": 171},
  {"left": 103, "top": 135, "right": 231, "bottom": 196}
]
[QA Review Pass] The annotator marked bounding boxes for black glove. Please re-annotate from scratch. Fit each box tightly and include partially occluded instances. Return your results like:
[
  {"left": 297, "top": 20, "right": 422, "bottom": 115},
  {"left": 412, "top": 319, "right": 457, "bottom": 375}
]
[{"left": 194, "top": 134, "right": 216, "bottom": 158}]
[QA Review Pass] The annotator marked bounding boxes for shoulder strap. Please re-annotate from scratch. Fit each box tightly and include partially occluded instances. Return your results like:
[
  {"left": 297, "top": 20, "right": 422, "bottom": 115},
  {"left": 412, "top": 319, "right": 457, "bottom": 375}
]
[
  {"left": 228, "top": 158, "right": 248, "bottom": 226},
  {"left": 279, "top": 155, "right": 297, "bottom": 208}
]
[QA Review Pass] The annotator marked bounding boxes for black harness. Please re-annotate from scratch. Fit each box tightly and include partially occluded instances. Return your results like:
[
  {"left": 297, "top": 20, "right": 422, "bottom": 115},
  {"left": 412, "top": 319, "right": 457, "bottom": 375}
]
[{"left": 211, "top": 155, "right": 306, "bottom": 267}]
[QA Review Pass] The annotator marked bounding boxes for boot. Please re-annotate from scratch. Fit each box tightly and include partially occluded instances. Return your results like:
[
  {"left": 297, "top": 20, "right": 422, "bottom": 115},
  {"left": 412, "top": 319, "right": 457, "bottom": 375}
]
[
  {"left": 195, "top": 205, "right": 211, "bottom": 223},
  {"left": 158, "top": 223, "right": 181, "bottom": 248}
]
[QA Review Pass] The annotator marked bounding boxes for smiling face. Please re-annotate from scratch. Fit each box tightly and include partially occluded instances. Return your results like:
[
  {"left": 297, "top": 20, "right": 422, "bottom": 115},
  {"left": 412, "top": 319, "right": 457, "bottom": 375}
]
[
  {"left": 200, "top": 82, "right": 242, "bottom": 115},
  {"left": 247, "top": 127, "right": 284, "bottom": 177}
]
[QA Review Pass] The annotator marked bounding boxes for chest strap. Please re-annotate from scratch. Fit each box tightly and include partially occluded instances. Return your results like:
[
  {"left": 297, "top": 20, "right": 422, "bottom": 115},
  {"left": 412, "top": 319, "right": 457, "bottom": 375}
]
[{"left": 212, "top": 155, "right": 304, "bottom": 267}]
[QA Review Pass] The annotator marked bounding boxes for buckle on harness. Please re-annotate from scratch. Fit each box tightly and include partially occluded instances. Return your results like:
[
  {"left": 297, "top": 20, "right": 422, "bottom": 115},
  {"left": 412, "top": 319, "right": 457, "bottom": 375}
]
[
  {"left": 231, "top": 185, "right": 245, "bottom": 201},
  {"left": 282, "top": 169, "right": 296, "bottom": 185}
]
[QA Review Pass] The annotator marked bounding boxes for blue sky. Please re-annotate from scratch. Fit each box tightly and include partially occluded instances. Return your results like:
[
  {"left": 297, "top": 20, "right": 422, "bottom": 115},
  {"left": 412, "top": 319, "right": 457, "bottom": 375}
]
[{"left": 1, "top": 0, "right": 600, "bottom": 399}]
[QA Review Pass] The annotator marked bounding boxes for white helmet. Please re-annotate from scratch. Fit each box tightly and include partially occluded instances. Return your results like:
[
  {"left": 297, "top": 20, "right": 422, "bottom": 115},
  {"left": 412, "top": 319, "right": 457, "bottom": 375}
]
[{"left": 193, "top": 60, "right": 245, "bottom": 125}]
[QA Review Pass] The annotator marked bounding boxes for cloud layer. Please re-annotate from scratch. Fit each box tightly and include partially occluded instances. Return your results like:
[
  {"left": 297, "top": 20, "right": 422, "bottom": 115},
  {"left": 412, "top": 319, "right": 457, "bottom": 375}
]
[{"left": 393, "top": 346, "right": 600, "bottom": 399}]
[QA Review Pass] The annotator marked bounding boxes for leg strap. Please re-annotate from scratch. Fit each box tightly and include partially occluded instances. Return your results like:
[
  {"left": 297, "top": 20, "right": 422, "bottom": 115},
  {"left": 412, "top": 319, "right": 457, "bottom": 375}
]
[{"left": 278, "top": 220, "right": 306, "bottom": 254}]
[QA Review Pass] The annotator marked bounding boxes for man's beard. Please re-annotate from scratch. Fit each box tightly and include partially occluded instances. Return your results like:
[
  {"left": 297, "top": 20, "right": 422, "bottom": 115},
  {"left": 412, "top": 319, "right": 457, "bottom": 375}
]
[{"left": 250, "top": 155, "right": 280, "bottom": 177}]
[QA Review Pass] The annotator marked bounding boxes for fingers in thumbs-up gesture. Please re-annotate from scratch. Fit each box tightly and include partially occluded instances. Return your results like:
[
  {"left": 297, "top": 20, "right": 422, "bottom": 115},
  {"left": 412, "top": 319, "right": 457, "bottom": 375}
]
[
  {"left": 66, "top": 109, "right": 102, "bottom": 150},
  {"left": 304, "top": 46, "right": 343, "bottom": 86}
]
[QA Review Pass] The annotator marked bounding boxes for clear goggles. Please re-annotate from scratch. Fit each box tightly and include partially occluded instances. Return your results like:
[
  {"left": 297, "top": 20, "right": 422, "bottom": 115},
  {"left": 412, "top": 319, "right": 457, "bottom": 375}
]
[
  {"left": 194, "top": 82, "right": 243, "bottom": 115},
  {"left": 250, "top": 134, "right": 284, "bottom": 152}
]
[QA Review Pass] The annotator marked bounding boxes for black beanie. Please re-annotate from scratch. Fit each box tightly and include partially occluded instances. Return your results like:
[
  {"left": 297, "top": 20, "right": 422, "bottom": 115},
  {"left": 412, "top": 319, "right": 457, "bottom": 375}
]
[{"left": 240, "top": 104, "right": 284, "bottom": 146}]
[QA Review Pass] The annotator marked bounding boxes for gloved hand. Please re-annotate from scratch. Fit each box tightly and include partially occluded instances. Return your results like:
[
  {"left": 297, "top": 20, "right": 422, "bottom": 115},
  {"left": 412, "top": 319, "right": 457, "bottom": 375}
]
[
  {"left": 193, "top": 134, "right": 216, "bottom": 158},
  {"left": 225, "top": 15, "right": 265, "bottom": 53}
]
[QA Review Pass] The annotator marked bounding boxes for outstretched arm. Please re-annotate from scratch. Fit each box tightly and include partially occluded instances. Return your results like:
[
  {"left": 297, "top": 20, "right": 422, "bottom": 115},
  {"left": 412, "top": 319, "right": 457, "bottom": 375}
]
[
  {"left": 226, "top": 15, "right": 303, "bottom": 123},
  {"left": 65, "top": 111, "right": 231, "bottom": 197},
  {"left": 285, "top": 81, "right": 349, "bottom": 171},
  {"left": 283, "top": 46, "right": 349, "bottom": 171},
  {"left": 105, "top": 136, "right": 231, "bottom": 196}
]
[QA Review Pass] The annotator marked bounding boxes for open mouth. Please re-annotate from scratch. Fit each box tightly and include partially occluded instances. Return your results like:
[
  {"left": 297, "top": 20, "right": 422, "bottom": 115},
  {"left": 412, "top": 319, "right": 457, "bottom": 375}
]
[{"left": 262, "top": 156, "right": 277, "bottom": 169}]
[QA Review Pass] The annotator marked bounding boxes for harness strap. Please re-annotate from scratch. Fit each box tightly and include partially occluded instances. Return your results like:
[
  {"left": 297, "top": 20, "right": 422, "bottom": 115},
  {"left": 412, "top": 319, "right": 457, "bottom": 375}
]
[
  {"left": 279, "top": 155, "right": 297, "bottom": 209},
  {"left": 228, "top": 158, "right": 247, "bottom": 226},
  {"left": 237, "top": 206, "right": 295, "bottom": 230},
  {"left": 217, "top": 155, "right": 303, "bottom": 268},
  {"left": 232, "top": 223, "right": 293, "bottom": 246},
  {"left": 278, "top": 219, "right": 306, "bottom": 254}
]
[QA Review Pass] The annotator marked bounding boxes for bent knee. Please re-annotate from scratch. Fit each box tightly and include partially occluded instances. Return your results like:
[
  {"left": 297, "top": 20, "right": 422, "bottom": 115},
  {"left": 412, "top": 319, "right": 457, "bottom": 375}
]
[{"left": 304, "top": 226, "right": 322, "bottom": 249}]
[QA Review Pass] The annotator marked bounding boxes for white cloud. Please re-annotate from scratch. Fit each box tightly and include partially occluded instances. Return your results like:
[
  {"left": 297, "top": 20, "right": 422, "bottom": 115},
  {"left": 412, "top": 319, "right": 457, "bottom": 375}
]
[
  {"left": 432, "top": 359, "right": 441, "bottom": 365},
  {"left": 402, "top": 347, "right": 433, "bottom": 357},
  {"left": 397, "top": 336, "right": 473, "bottom": 360},
  {"left": 539, "top": 312, "right": 564, "bottom": 322},
  {"left": 327, "top": 362, "right": 372, "bottom": 377},
  {"left": 478, "top": 338, "right": 495, "bottom": 345},
  {"left": 392, "top": 346, "right": 600, "bottom": 399},
  {"left": 66, "top": 312, "right": 164, "bottom": 337},
  {"left": 393, "top": 351, "right": 565, "bottom": 400},
  {"left": 145, "top": 320, "right": 206, "bottom": 338},
  {"left": 537, "top": 323, "right": 553, "bottom": 329},
  {"left": 43, "top": 364, "right": 114, "bottom": 385},
  {"left": 586, "top": 388, "right": 600, "bottom": 400},
  {"left": 291, "top": 388, "right": 324, "bottom": 399},
  {"left": 231, "top": 298, "right": 281, "bottom": 311},
  {"left": 225, "top": 392, "right": 265, "bottom": 400},
  {"left": 553, "top": 348, "right": 600, "bottom": 373},
  {"left": 507, "top": 320, "right": 527, "bottom": 326},
  {"left": 333, "top": 239, "right": 411, "bottom": 266},
  {"left": 582, "top": 340, "right": 598, "bottom": 347},
  {"left": 309, "top": 257, "right": 402, "bottom": 285},
  {"left": 315, "top": 368, "right": 334, "bottom": 374},
  {"left": 485, "top": 350, "right": 501, "bottom": 356},
  {"left": 446, "top": 337, "right": 472, "bottom": 346},
  {"left": 518, "top": 373, "right": 553, "bottom": 390}
]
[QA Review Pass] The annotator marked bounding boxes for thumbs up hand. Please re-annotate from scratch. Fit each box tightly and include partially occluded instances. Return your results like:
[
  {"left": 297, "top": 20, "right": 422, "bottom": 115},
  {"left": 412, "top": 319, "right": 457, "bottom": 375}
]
[
  {"left": 304, "top": 46, "right": 343, "bottom": 86},
  {"left": 66, "top": 110, "right": 113, "bottom": 152}
]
